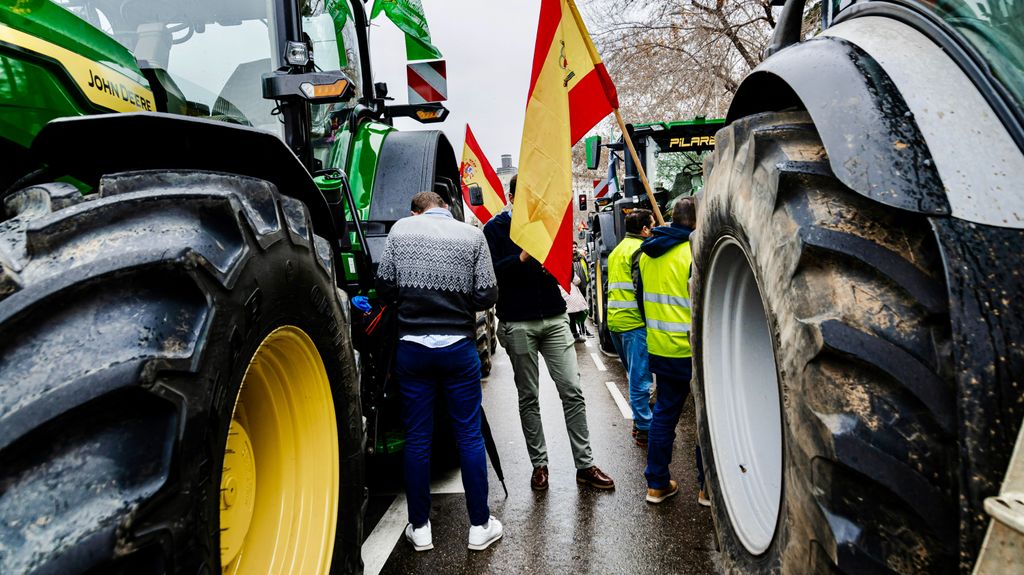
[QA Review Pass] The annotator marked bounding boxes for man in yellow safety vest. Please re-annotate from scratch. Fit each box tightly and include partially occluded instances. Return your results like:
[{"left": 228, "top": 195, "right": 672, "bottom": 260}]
[
  {"left": 635, "top": 197, "right": 707, "bottom": 506},
  {"left": 605, "top": 209, "right": 655, "bottom": 446}
]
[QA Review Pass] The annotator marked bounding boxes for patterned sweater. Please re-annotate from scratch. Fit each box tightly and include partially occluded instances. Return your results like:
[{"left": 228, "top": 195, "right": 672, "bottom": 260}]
[{"left": 376, "top": 209, "right": 498, "bottom": 338}]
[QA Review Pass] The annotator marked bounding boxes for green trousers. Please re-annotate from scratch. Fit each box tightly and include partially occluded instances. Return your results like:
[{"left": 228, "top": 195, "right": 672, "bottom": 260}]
[{"left": 497, "top": 313, "right": 594, "bottom": 470}]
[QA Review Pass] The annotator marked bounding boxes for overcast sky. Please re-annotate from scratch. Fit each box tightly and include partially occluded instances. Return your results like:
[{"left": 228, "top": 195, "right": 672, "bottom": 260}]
[{"left": 369, "top": 0, "right": 542, "bottom": 169}]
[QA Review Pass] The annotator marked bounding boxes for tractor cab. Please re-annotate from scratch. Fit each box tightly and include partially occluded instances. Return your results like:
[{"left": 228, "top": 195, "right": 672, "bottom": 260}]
[
  {"left": 580, "top": 116, "right": 723, "bottom": 355},
  {"left": 583, "top": 117, "right": 723, "bottom": 263}
]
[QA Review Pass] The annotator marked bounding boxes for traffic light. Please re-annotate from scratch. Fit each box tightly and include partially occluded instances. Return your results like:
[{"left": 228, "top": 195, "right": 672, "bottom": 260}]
[{"left": 578, "top": 193, "right": 588, "bottom": 211}]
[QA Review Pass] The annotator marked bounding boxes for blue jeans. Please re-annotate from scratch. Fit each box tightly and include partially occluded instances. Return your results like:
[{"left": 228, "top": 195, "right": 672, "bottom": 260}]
[
  {"left": 645, "top": 360, "right": 700, "bottom": 489},
  {"left": 609, "top": 330, "right": 628, "bottom": 370},
  {"left": 396, "top": 338, "right": 489, "bottom": 527},
  {"left": 617, "top": 328, "right": 653, "bottom": 430}
]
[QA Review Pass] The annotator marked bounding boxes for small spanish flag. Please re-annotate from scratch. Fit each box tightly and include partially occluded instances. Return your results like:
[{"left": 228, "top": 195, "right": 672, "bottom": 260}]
[
  {"left": 513, "top": 0, "right": 619, "bottom": 290},
  {"left": 460, "top": 125, "right": 507, "bottom": 224}
]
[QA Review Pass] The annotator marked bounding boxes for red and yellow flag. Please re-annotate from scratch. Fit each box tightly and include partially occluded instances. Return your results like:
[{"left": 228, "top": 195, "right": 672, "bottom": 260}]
[
  {"left": 513, "top": 0, "right": 619, "bottom": 289},
  {"left": 460, "top": 125, "right": 507, "bottom": 224}
]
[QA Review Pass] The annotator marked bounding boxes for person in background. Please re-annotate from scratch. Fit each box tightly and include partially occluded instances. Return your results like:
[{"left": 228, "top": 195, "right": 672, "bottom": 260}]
[
  {"left": 635, "top": 196, "right": 707, "bottom": 505},
  {"left": 561, "top": 268, "right": 589, "bottom": 343},
  {"left": 573, "top": 246, "right": 593, "bottom": 337},
  {"left": 484, "top": 175, "right": 615, "bottom": 492},
  {"left": 605, "top": 209, "right": 655, "bottom": 446},
  {"left": 376, "top": 191, "right": 504, "bottom": 551}
]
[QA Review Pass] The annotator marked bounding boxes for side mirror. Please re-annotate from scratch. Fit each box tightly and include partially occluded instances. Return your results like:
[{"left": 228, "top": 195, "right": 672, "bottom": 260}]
[
  {"left": 468, "top": 184, "right": 485, "bottom": 207},
  {"left": 386, "top": 103, "right": 450, "bottom": 124},
  {"left": 263, "top": 69, "right": 355, "bottom": 104},
  {"left": 585, "top": 135, "right": 602, "bottom": 170}
]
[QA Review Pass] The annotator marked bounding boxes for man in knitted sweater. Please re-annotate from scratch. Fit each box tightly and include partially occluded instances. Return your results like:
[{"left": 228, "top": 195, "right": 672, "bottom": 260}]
[
  {"left": 377, "top": 191, "right": 502, "bottom": 552},
  {"left": 484, "top": 176, "right": 615, "bottom": 492}
]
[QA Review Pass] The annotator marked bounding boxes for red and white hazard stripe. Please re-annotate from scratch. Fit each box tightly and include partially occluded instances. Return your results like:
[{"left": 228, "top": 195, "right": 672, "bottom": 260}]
[
  {"left": 407, "top": 60, "right": 448, "bottom": 104},
  {"left": 593, "top": 177, "right": 610, "bottom": 198}
]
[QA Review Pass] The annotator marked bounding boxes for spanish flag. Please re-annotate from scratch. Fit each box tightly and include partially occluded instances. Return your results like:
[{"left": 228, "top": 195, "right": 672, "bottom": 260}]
[
  {"left": 512, "top": 0, "right": 619, "bottom": 290},
  {"left": 460, "top": 125, "right": 507, "bottom": 224}
]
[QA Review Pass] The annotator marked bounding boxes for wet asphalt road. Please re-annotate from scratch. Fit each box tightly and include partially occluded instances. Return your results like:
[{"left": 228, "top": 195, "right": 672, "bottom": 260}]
[{"left": 361, "top": 324, "right": 717, "bottom": 574}]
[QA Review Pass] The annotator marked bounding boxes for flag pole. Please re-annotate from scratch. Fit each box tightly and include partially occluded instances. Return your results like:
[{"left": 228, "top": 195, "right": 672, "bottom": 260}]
[{"left": 613, "top": 109, "right": 666, "bottom": 226}]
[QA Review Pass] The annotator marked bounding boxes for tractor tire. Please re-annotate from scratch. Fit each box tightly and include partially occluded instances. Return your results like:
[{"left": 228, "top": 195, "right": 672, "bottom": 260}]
[
  {"left": 488, "top": 308, "right": 498, "bottom": 355},
  {"left": 692, "top": 112, "right": 956, "bottom": 574},
  {"left": 476, "top": 311, "right": 493, "bottom": 378},
  {"left": 0, "top": 172, "right": 365, "bottom": 574}
]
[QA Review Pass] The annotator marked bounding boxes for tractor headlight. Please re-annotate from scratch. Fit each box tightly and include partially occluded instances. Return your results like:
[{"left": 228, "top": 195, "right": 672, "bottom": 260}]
[{"left": 285, "top": 41, "right": 310, "bottom": 67}]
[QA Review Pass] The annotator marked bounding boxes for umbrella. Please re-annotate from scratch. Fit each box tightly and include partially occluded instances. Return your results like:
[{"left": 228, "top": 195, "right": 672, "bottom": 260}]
[{"left": 480, "top": 409, "right": 508, "bottom": 498}]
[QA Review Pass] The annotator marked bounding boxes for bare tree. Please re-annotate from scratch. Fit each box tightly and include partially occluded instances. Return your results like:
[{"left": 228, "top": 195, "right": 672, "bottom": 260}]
[{"left": 582, "top": 0, "right": 778, "bottom": 122}]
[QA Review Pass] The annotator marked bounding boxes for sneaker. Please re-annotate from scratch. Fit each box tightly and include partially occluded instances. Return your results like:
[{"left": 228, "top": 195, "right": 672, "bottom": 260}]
[
  {"left": 631, "top": 423, "right": 639, "bottom": 438},
  {"left": 635, "top": 429, "right": 649, "bottom": 447},
  {"left": 468, "top": 516, "right": 503, "bottom": 550},
  {"left": 574, "top": 336, "right": 586, "bottom": 343},
  {"left": 698, "top": 489, "right": 711, "bottom": 507},
  {"left": 405, "top": 521, "right": 433, "bottom": 551},
  {"left": 646, "top": 480, "right": 679, "bottom": 504}
]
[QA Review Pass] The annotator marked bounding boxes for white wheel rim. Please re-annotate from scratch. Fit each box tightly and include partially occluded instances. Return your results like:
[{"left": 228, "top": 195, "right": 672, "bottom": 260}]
[{"left": 703, "top": 238, "right": 783, "bottom": 555}]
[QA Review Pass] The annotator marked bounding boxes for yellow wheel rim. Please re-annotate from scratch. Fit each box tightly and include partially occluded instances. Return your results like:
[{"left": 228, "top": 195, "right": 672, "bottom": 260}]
[{"left": 220, "top": 326, "right": 340, "bottom": 574}]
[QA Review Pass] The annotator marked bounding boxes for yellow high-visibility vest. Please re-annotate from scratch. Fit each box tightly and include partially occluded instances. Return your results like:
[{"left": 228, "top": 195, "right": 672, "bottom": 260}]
[
  {"left": 606, "top": 236, "right": 644, "bottom": 332},
  {"left": 639, "top": 241, "right": 693, "bottom": 358}
]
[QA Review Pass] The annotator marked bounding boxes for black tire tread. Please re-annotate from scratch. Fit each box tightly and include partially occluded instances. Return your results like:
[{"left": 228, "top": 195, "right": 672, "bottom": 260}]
[
  {"left": 693, "top": 111, "right": 955, "bottom": 574},
  {"left": 0, "top": 171, "right": 364, "bottom": 574}
]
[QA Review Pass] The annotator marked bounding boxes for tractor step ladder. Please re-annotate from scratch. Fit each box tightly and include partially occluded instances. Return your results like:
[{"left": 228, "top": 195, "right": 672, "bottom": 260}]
[{"left": 973, "top": 416, "right": 1024, "bottom": 573}]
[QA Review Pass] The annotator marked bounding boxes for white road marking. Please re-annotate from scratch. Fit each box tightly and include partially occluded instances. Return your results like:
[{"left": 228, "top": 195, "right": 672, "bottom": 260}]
[
  {"left": 606, "top": 381, "right": 634, "bottom": 420},
  {"left": 590, "top": 352, "right": 607, "bottom": 372},
  {"left": 584, "top": 339, "right": 592, "bottom": 348},
  {"left": 362, "top": 494, "right": 408, "bottom": 575}
]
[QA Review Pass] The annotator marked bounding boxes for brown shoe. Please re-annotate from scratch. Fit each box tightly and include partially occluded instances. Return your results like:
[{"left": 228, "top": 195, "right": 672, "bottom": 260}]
[
  {"left": 531, "top": 465, "right": 549, "bottom": 491},
  {"left": 646, "top": 480, "right": 679, "bottom": 504},
  {"left": 635, "top": 429, "right": 648, "bottom": 448},
  {"left": 576, "top": 466, "right": 615, "bottom": 490}
]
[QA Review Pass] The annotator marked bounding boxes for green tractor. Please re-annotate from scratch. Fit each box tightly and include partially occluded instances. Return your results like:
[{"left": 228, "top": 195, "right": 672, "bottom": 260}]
[
  {"left": 692, "top": 0, "right": 1024, "bottom": 572},
  {"left": 582, "top": 117, "right": 722, "bottom": 356},
  {"left": 0, "top": 1, "right": 465, "bottom": 573}
]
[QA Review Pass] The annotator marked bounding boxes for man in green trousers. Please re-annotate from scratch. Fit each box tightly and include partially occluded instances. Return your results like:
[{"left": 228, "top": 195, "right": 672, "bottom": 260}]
[{"left": 484, "top": 176, "right": 615, "bottom": 491}]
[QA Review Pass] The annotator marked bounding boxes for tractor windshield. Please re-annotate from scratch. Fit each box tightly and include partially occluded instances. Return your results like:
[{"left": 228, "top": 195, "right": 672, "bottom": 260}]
[
  {"left": 644, "top": 137, "right": 706, "bottom": 202},
  {"left": 927, "top": 0, "right": 1024, "bottom": 109},
  {"left": 54, "top": 0, "right": 283, "bottom": 134}
]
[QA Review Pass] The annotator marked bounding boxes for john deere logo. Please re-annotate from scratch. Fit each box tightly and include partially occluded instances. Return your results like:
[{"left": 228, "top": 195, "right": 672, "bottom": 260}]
[{"left": 559, "top": 41, "right": 575, "bottom": 88}]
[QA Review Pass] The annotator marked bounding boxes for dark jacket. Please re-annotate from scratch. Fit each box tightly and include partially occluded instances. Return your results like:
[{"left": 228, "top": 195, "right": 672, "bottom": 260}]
[
  {"left": 483, "top": 211, "right": 567, "bottom": 322},
  {"left": 376, "top": 208, "right": 498, "bottom": 338},
  {"left": 632, "top": 223, "right": 695, "bottom": 377}
]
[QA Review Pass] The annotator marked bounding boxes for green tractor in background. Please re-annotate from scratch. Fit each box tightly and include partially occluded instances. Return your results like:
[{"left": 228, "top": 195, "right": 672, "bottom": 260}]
[
  {"left": 582, "top": 117, "right": 721, "bottom": 357},
  {"left": 692, "top": 0, "right": 1024, "bottom": 572},
  {"left": 0, "top": 1, "right": 464, "bottom": 573}
]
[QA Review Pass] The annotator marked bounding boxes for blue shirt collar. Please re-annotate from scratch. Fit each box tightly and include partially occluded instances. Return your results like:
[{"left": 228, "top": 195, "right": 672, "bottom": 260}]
[{"left": 424, "top": 207, "right": 453, "bottom": 218}]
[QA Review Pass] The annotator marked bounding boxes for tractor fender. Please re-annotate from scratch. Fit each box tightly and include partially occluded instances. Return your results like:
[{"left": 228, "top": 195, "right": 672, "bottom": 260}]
[
  {"left": 728, "top": 34, "right": 949, "bottom": 216},
  {"left": 728, "top": 16, "right": 1024, "bottom": 229},
  {"left": 30, "top": 112, "right": 340, "bottom": 246},
  {"left": 823, "top": 16, "right": 1024, "bottom": 230},
  {"left": 369, "top": 129, "right": 460, "bottom": 223}
]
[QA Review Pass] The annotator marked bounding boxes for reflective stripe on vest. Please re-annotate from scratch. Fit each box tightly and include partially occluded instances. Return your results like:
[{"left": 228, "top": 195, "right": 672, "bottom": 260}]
[
  {"left": 639, "top": 241, "right": 693, "bottom": 358},
  {"left": 608, "top": 300, "right": 639, "bottom": 309},
  {"left": 606, "top": 236, "right": 644, "bottom": 332},
  {"left": 644, "top": 292, "right": 691, "bottom": 309}
]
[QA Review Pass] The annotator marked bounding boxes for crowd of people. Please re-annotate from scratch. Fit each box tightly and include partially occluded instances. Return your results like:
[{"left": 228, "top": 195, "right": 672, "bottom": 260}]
[{"left": 375, "top": 176, "right": 703, "bottom": 553}]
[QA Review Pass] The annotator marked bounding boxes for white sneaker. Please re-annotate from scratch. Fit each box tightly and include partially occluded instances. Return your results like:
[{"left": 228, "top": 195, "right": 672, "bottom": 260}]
[
  {"left": 467, "top": 516, "right": 503, "bottom": 551},
  {"left": 405, "top": 521, "right": 433, "bottom": 551}
]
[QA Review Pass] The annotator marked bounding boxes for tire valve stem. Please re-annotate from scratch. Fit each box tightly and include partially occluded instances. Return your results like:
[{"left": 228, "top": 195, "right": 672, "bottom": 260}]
[{"left": 740, "top": 464, "right": 748, "bottom": 473}]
